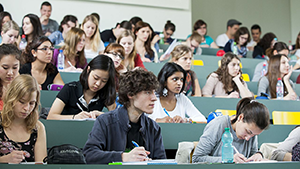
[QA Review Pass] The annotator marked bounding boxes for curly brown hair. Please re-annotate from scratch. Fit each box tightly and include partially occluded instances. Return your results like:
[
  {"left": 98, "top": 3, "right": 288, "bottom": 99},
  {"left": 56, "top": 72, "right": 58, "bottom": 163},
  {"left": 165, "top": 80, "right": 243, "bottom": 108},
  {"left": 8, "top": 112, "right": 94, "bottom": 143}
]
[{"left": 118, "top": 68, "right": 158, "bottom": 108}]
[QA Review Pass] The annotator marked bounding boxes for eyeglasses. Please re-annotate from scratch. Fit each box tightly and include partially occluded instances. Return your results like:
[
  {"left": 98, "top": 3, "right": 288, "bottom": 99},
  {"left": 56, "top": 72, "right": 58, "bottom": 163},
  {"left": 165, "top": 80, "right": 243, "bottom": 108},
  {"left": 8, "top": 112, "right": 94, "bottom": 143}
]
[
  {"left": 37, "top": 47, "right": 55, "bottom": 52},
  {"left": 107, "top": 52, "right": 124, "bottom": 60}
]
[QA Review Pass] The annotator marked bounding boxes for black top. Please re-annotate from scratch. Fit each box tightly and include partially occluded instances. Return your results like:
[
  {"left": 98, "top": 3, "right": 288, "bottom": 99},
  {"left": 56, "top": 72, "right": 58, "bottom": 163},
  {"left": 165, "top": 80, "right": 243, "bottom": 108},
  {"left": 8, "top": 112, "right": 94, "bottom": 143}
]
[
  {"left": 126, "top": 119, "right": 144, "bottom": 152},
  {"left": 19, "top": 63, "right": 59, "bottom": 90},
  {"left": 253, "top": 45, "right": 265, "bottom": 58},
  {"left": 100, "top": 29, "right": 116, "bottom": 43},
  {"left": 0, "top": 124, "right": 37, "bottom": 162},
  {"left": 57, "top": 81, "right": 105, "bottom": 115}
]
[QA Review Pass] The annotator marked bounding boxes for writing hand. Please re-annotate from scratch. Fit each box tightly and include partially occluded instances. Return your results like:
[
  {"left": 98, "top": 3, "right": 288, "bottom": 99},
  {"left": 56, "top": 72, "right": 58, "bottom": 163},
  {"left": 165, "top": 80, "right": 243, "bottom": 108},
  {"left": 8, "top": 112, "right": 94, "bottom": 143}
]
[
  {"left": 156, "top": 116, "right": 174, "bottom": 123},
  {"left": 234, "top": 153, "right": 247, "bottom": 163},
  {"left": 173, "top": 115, "right": 184, "bottom": 123},
  {"left": 245, "top": 153, "right": 263, "bottom": 162},
  {"left": 122, "top": 147, "right": 150, "bottom": 162},
  {"left": 74, "top": 111, "right": 91, "bottom": 119},
  {"left": 7, "top": 151, "right": 25, "bottom": 164}
]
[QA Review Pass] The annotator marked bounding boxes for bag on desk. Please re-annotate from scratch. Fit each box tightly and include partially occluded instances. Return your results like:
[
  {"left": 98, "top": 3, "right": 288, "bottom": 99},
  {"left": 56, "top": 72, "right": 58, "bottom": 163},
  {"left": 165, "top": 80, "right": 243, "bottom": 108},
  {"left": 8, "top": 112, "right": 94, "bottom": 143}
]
[{"left": 43, "top": 144, "right": 86, "bottom": 164}]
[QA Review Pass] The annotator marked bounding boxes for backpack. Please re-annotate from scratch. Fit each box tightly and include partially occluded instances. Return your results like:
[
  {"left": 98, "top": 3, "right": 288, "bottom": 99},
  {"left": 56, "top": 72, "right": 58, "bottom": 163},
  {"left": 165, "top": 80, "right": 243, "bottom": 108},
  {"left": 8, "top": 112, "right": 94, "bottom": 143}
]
[
  {"left": 43, "top": 144, "right": 86, "bottom": 164},
  {"left": 292, "top": 141, "right": 300, "bottom": 161}
]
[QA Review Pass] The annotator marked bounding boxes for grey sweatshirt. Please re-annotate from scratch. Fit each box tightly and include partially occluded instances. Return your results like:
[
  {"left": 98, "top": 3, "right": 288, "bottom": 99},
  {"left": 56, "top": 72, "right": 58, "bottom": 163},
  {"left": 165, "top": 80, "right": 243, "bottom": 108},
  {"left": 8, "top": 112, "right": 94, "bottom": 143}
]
[{"left": 192, "top": 115, "right": 258, "bottom": 163}]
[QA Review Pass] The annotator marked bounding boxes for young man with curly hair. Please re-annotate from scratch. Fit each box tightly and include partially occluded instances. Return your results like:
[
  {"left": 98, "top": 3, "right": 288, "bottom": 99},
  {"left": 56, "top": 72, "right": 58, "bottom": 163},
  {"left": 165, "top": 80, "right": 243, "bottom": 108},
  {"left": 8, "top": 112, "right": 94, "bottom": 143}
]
[{"left": 83, "top": 68, "right": 166, "bottom": 164}]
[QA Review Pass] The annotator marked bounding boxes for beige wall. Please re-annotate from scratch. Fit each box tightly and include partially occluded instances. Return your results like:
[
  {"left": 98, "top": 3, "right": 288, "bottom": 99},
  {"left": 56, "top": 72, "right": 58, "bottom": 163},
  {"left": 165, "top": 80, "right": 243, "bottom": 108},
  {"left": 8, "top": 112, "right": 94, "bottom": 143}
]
[
  {"left": 191, "top": 0, "right": 292, "bottom": 44},
  {"left": 290, "top": 0, "right": 300, "bottom": 43}
]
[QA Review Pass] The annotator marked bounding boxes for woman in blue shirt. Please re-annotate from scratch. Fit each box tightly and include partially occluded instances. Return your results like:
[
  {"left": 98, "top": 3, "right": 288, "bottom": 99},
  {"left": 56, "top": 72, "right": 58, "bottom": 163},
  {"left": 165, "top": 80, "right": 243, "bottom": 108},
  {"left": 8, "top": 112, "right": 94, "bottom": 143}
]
[{"left": 224, "top": 27, "right": 250, "bottom": 58}]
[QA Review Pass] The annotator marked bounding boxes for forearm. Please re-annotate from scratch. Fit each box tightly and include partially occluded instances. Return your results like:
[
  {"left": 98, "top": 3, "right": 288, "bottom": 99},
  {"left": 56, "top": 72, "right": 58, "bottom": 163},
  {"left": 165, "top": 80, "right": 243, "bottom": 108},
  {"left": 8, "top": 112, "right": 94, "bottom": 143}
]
[
  {"left": 234, "top": 79, "right": 252, "bottom": 98},
  {"left": 283, "top": 79, "right": 295, "bottom": 94}
]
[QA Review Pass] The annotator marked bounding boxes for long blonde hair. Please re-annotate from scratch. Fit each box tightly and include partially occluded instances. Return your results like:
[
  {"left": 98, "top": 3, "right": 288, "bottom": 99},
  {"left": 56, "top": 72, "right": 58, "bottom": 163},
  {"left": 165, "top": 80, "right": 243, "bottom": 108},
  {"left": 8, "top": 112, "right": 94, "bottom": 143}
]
[
  {"left": 1, "top": 75, "right": 40, "bottom": 132},
  {"left": 62, "top": 27, "right": 86, "bottom": 68},
  {"left": 116, "top": 30, "right": 137, "bottom": 70},
  {"left": 81, "top": 15, "right": 101, "bottom": 52}
]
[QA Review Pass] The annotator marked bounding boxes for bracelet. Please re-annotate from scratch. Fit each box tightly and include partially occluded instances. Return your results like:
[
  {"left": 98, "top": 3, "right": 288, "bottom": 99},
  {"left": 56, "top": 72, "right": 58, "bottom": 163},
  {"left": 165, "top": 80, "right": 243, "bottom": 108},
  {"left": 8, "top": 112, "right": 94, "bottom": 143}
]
[
  {"left": 72, "top": 115, "right": 75, "bottom": 119},
  {"left": 256, "top": 151, "right": 264, "bottom": 158}
]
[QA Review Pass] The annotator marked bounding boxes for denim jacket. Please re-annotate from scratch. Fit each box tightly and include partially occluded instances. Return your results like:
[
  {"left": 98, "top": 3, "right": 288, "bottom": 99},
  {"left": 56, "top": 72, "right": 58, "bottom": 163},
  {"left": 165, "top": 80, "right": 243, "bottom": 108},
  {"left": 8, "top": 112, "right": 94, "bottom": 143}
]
[{"left": 83, "top": 106, "right": 166, "bottom": 164}]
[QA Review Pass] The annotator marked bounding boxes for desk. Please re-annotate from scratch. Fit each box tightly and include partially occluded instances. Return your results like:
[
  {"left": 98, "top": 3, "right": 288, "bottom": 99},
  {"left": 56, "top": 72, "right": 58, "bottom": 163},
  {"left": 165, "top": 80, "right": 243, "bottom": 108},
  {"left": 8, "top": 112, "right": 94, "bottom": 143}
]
[{"left": 1, "top": 162, "right": 300, "bottom": 169}]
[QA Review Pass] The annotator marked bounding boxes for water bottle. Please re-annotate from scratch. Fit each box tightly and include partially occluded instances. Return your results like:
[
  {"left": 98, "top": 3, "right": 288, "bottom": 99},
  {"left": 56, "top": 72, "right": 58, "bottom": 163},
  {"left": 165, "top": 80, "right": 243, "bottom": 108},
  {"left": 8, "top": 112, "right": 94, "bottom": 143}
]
[
  {"left": 159, "top": 33, "right": 164, "bottom": 44},
  {"left": 222, "top": 127, "right": 234, "bottom": 163},
  {"left": 19, "top": 35, "right": 27, "bottom": 50},
  {"left": 57, "top": 50, "right": 65, "bottom": 71},
  {"left": 232, "top": 42, "right": 238, "bottom": 55},
  {"left": 261, "top": 63, "right": 267, "bottom": 77},
  {"left": 276, "top": 78, "right": 284, "bottom": 100}
]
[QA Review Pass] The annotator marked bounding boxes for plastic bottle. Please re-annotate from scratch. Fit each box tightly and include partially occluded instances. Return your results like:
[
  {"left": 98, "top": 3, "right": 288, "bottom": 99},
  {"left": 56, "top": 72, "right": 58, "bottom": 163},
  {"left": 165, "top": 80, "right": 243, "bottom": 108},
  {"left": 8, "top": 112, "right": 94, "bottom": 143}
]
[
  {"left": 57, "top": 49, "right": 65, "bottom": 71},
  {"left": 276, "top": 78, "right": 284, "bottom": 100},
  {"left": 159, "top": 33, "right": 164, "bottom": 44},
  {"left": 19, "top": 35, "right": 27, "bottom": 50},
  {"left": 232, "top": 42, "right": 238, "bottom": 55},
  {"left": 288, "top": 40, "right": 293, "bottom": 51},
  {"left": 222, "top": 127, "right": 234, "bottom": 163},
  {"left": 261, "top": 63, "right": 267, "bottom": 77}
]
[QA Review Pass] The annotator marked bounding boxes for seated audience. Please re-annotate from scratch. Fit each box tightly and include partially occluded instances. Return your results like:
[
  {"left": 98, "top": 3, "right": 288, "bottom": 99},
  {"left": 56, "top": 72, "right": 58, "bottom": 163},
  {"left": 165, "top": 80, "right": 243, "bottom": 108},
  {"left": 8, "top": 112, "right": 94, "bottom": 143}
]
[
  {"left": 81, "top": 15, "right": 105, "bottom": 59},
  {"left": 20, "top": 36, "right": 64, "bottom": 90},
  {"left": 101, "top": 20, "right": 132, "bottom": 44},
  {"left": 257, "top": 54, "right": 297, "bottom": 100},
  {"left": 253, "top": 32, "right": 277, "bottom": 59},
  {"left": 47, "top": 55, "right": 116, "bottom": 120},
  {"left": 0, "top": 20, "right": 19, "bottom": 45},
  {"left": 247, "top": 24, "right": 261, "bottom": 51},
  {"left": 202, "top": 52, "right": 252, "bottom": 98},
  {"left": 129, "top": 16, "right": 142, "bottom": 33},
  {"left": 39, "top": 1, "right": 58, "bottom": 36},
  {"left": 187, "top": 19, "right": 218, "bottom": 48},
  {"left": 116, "top": 30, "right": 145, "bottom": 70},
  {"left": 0, "top": 44, "right": 22, "bottom": 111},
  {"left": 156, "top": 20, "right": 176, "bottom": 45},
  {"left": 0, "top": 11, "right": 12, "bottom": 43},
  {"left": 149, "top": 62, "right": 206, "bottom": 123},
  {"left": 48, "top": 15, "right": 77, "bottom": 46},
  {"left": 0, "top": 74, "right": 46, "bottom": 163},
  {"left": 52, "top": 27, "right": 87, "bottom": 70},
  {"left": 171, "top": 44, "right": 201, "bottom": 96},
  {"left": 104, "top": 43, "right": 127, "bottom": 74},
  {"left": 182, "top": 32, "right": 202, "bottom": 55},
  {"left": 83, "top": 68, "right": 166, "bottom": 164},
  {"left": 224, "top": 27, "right": 250, "bottom": 58},
  {"left": 216, "top": 19, "right": 242, "bottom": 48},
  {"left": 192, "top": 97, "right": 270, "bottom": 163},
  {"left": 21, "top": 14, "right": 43, "bottom": 44}
]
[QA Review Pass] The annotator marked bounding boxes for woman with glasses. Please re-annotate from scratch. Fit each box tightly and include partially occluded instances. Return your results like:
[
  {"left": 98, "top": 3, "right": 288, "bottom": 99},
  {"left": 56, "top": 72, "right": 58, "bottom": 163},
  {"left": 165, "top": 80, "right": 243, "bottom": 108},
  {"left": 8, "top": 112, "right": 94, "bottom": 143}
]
[
  {"left": 20, "top": 36, "right": 64, "bottom": 90},
  {"left": 224, "top": 27, "right": 250, "bottom": 58}
]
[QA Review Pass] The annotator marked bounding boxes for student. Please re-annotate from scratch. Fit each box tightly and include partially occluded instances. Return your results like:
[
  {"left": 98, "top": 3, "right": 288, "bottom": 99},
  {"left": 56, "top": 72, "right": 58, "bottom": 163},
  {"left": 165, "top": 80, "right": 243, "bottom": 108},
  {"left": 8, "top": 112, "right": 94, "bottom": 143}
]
[
  {"left": 104, "top": 43, "right": 127, "bottom": 74},
  {"left": 52, "top": 27, "right": 87, "bottom": 70},
  {"left": 247, "top": 24, "right": 261, "bottom": 51},
  {"left": 192, "top": 97, "right": 270, "bottom": 163},
  {"left": 224, "top": 27, "right": 251, "bottom": 58},
  {"left": 271, "top": 126, "right": 300, "bottom": 161},
  {"left": 21, "top": 14, "right": 43, "bottom": 44},
  {"left": 182, "top": 32, "right": 202, "bottom": 55},
  {"left": 156, "top": 20, "right": 176, "bottom": 45},
  {"left": 134, "top": 21, "right": 154, "bottom": 62},
  {"left": 116, "top": 30, "right": 145, "bottom": 70},
  {"left": 47, "top": 55, "right": 116, "bottom": 120},
  {"left": 0, "top": 44, "right": 22, "bottom": 111},
  {"left": 216, "top": 19, "right": 242, "bottom": 48},
  {"left": 171, "top": 44, "right": 201, "bottom": 96},
  {"left": 202, "top": 52, "right": 252, "bottom": 98},
  {"left": 253, "top": 32, "right": 277, "bottom": 59},
  {"left": 20, "top": 36, "right": 64, "bottom": 90},
  {"left": 83, "top": 68, "right": 166, "bottom": 164},
  {"left": 81, "top": 15, "right": 105, "bottom": 59},
  {"left": 149, "top": 62, "right": 206, "bottom": 123},
  {"left": 48, "top": 15, "right": 77, "bottom": 46},
  {"left": 39, "top": 1, "right": 59, "bottom": 36},
  {"left": 101, "top": 20, "right": 132, "bottom": 44},
  {"left": 257, "top": 54, "right": 297, "bottom": 100},
  {"left": 0, "top": 11, "right": 12, "bottom": 43},
  {"left": 0, "top": 20, "right": 19, "bottom": 45},
  {"left": 129, "top": 16, "right": 142, "bottom": 33},
  {"left": 252, "top": 42, "right": 289, "bottom": 82},
  {"left": 0, "top": 74, "right": 47, "bottom": 163},
  {"left": 293, "top": 31, "right": 300, "bottom": 60},
  {"left": 187, "top": 19, "right": 218, "bottom": 48}
]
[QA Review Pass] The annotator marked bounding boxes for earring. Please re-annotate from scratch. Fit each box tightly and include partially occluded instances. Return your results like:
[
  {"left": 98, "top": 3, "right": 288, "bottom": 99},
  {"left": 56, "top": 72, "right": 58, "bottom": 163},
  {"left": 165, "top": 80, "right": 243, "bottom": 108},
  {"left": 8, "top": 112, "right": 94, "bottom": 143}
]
[{"left": 163, "top": 88, "right": 168, "bottom": 97}]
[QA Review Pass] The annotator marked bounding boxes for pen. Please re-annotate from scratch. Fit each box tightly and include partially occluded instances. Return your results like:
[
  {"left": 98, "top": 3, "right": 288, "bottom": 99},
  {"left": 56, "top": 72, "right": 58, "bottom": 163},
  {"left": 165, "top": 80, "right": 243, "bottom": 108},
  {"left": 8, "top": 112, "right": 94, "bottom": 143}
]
[
  {"left": 163, "top": 108, "right": 171, "bottom": 117},
  {"left": 67, "top": 61, "right": 74, "bottom": 68},
  {"left": 132, "top": 141, "right": 149, "bottom": 159},
  {"left": 232, "top": 145, "right": 240, "bottom": 154}
]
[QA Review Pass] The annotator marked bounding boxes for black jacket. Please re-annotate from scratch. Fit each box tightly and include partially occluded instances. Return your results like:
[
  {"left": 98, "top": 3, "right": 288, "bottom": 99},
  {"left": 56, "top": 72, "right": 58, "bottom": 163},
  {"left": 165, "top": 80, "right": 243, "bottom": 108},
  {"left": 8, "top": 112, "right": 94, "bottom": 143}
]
[{"left": 83, "top": 106, "right": 166, "bottom": 164}]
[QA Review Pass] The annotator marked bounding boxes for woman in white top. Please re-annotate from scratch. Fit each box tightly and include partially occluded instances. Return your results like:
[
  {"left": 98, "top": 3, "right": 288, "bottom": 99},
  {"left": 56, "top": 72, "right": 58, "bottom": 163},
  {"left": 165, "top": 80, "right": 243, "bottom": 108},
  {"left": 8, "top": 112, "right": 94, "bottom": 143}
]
[
  {"left": 149, "top": 62, "right": 206, "bottom": 123},
  {"left": 81, "top": 15, "right": 104, "bottom": 59}
]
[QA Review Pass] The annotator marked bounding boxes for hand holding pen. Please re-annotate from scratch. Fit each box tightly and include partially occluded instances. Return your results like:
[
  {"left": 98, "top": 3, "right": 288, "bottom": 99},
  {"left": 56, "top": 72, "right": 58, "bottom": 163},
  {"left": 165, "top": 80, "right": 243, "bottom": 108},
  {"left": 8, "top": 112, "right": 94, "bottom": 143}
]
[
  {"left": 233, "top": 146, "right": 247, "bottom": 163},
  {"left": 121, "top": 141, "right": 150, "bottom": 162}
]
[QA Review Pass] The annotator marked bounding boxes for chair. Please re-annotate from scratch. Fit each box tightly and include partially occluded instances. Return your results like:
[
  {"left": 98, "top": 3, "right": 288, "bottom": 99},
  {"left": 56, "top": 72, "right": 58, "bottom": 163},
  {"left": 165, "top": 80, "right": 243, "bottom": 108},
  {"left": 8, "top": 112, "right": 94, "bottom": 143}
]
[
  {"left": 193, "top": 59, "right": 204, "bottom": 66},
  {"left": 215, "top": 109, "right": 236, "bottom": 116},
  {"left": 242, "top": 73, "right": 250, "bottom": 82},
  {"left": 272, "top": 111, "right": 300, "bottom": 125}
]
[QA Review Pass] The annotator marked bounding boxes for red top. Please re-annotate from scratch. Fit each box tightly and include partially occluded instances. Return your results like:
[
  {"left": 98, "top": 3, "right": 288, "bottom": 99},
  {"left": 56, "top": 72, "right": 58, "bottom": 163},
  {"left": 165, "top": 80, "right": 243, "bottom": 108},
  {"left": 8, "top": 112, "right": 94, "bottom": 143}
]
[
  {"left": 135, "top": 54, "right": 146, "bottom": 70},
  {"left": 0, "top": 99, "right": 3, "bottom": 111}
]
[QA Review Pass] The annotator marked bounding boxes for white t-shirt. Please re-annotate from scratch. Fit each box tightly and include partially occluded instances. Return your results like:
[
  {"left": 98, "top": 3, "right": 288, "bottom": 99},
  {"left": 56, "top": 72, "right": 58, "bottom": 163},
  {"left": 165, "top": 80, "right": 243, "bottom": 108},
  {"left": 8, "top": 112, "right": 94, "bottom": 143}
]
[
  {"left": 215, "top": 33, "right": 229, "bottom": 47},
  {"left": 247, "top": 39, "right": 257, "bottom": 47},
  {"left": 149, "top": 93, "right": 206, "bottom": 122},
  {"left": 84, "top": 40, "right": 105, "bottom": 59}
]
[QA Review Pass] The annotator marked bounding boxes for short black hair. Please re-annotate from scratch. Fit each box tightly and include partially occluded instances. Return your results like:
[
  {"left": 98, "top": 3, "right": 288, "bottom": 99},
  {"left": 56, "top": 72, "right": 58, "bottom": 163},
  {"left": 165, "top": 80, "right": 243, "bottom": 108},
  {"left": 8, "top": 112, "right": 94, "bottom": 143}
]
[
  {"left": 157, "top": 62, "right": 186, "bottom": 96},
  {"left": 59, "top": 15, "right": 77, "bottom": 32},
  {"left": 41, "top": 1, "right": 51, "bottom": 9},
  {"left": 80, "top": 55, "right": 116, "bottom": 106},
  {"left": 0, "top": 4, "right": 4, "bottom": 12},
  {"left": 129, "top": 16, "right": 142, "bottom": 26},
  {"left": 251, "top": 24, "right": 261, "bottom": 32},
  {"left": 119, "top": 20, "right": 132, "bottom": 30}
]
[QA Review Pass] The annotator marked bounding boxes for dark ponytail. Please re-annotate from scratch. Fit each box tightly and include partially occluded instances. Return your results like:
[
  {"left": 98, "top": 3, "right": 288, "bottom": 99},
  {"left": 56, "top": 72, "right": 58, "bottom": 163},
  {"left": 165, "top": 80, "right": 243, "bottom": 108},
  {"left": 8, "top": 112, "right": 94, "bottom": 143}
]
[
  {"left": 164, "top": 20, "right": 176, "bottom": 32},
  {"left": 231, "top": 97, "right": 270, "bottom": 130}
]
